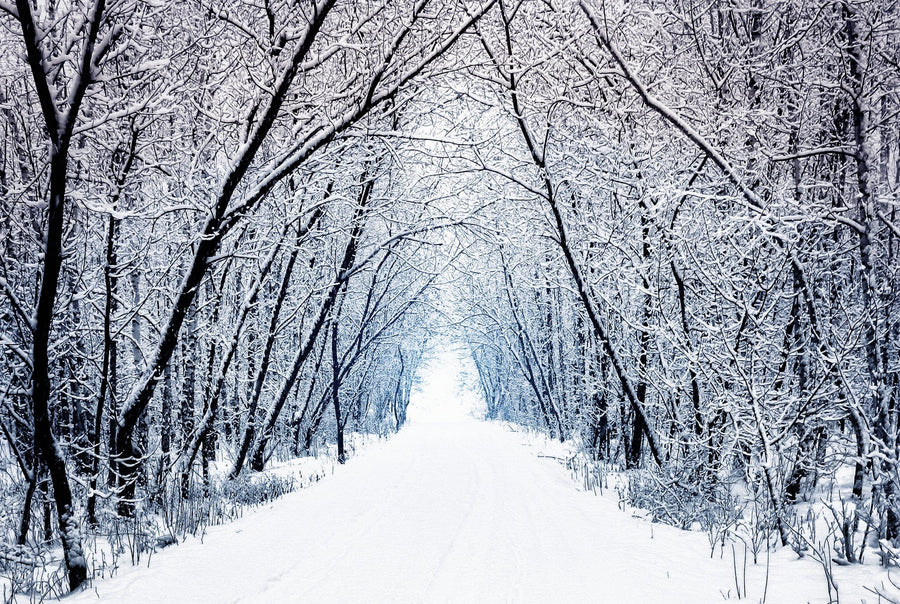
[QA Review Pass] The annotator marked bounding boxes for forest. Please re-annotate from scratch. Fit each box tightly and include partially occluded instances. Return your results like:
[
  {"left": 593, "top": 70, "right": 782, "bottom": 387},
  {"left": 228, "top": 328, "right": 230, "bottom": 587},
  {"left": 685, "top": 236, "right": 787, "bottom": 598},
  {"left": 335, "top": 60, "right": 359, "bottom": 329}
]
[{"left": 0, "top": 0, "right": 899, "bottom": 597}]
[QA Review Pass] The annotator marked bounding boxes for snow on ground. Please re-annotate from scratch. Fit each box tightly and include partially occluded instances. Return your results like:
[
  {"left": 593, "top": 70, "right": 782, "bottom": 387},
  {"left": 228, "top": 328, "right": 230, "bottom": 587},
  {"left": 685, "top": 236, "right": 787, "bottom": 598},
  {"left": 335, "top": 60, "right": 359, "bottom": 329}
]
[{"left": 62, "top": 347, "right": 900, "bottom": 603}]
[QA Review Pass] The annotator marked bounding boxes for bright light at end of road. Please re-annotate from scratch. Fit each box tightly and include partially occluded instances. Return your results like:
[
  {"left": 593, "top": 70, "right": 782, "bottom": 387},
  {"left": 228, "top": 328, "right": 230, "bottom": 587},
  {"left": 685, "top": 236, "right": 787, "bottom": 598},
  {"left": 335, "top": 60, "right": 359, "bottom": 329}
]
[{"left": 406, "top": 344, "right": 486, "bottom": 423}]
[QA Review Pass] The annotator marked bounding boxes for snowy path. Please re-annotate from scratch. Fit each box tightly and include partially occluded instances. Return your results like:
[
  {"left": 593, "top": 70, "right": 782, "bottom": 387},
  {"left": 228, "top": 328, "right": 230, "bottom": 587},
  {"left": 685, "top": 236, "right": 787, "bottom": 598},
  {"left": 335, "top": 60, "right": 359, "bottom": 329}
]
[{"left": 69, "top": 419, "right": 887, "bottom": 603}]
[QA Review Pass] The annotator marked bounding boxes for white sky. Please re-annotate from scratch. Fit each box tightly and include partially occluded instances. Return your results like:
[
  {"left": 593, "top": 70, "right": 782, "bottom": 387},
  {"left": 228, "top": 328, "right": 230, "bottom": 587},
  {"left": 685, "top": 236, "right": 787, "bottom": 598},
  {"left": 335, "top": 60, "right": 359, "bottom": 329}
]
[{"left": 406, "top": 342, "right": 486, "bottom": 423}]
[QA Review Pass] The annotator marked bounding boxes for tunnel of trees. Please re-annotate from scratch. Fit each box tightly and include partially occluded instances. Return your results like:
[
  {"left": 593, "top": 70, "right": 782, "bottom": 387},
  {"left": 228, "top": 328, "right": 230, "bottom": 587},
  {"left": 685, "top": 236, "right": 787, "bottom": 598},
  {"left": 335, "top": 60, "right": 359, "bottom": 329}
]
[{"left": 0, "top": 0, "right": 899, "bottom": 592}]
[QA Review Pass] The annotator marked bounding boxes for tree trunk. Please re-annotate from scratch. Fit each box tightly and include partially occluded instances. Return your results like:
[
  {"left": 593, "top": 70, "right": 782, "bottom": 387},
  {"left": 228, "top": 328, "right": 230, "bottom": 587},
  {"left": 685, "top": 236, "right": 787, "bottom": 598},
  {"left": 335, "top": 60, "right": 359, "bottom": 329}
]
[
  {"left": 842, "top": 0, "right": 898, "bottom": 541},
  {"left": 331, "top": 312, "right": 345, "bottom": 464},
  {"left": 15, "top": 0, "right": 101, "bottom": 582},
  {"left": 179, "top": 305, "right": 197, "bottom": 498},
  {"left": 88, "top": 211, "right": 118, "bottom": 526}
]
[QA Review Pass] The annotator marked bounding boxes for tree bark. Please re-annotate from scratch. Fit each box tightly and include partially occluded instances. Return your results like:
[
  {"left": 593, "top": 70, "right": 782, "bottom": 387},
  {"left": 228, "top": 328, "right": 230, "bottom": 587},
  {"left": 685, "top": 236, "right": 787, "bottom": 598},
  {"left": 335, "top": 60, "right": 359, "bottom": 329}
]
[
  {"left": 331, "top": 310, "right": 345, "bottom": 463},
  {"left": 14, "top": 0, "right": 107, "bottom": 586}
]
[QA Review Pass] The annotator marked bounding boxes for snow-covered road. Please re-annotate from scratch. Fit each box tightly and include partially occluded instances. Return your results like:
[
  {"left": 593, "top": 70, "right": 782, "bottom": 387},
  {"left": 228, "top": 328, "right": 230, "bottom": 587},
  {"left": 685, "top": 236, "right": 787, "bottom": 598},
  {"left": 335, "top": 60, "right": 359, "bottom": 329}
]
[{"left": 68, "top": 419, "right": 887, "bottom": 603}]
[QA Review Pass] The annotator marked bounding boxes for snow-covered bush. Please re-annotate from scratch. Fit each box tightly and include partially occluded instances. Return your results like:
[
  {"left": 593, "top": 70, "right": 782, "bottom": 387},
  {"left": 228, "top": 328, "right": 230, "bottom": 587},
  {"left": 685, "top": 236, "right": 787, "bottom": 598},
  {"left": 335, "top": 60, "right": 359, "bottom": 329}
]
[{"left": 620, "top": 467, "right": 744, "bottom": 541}]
